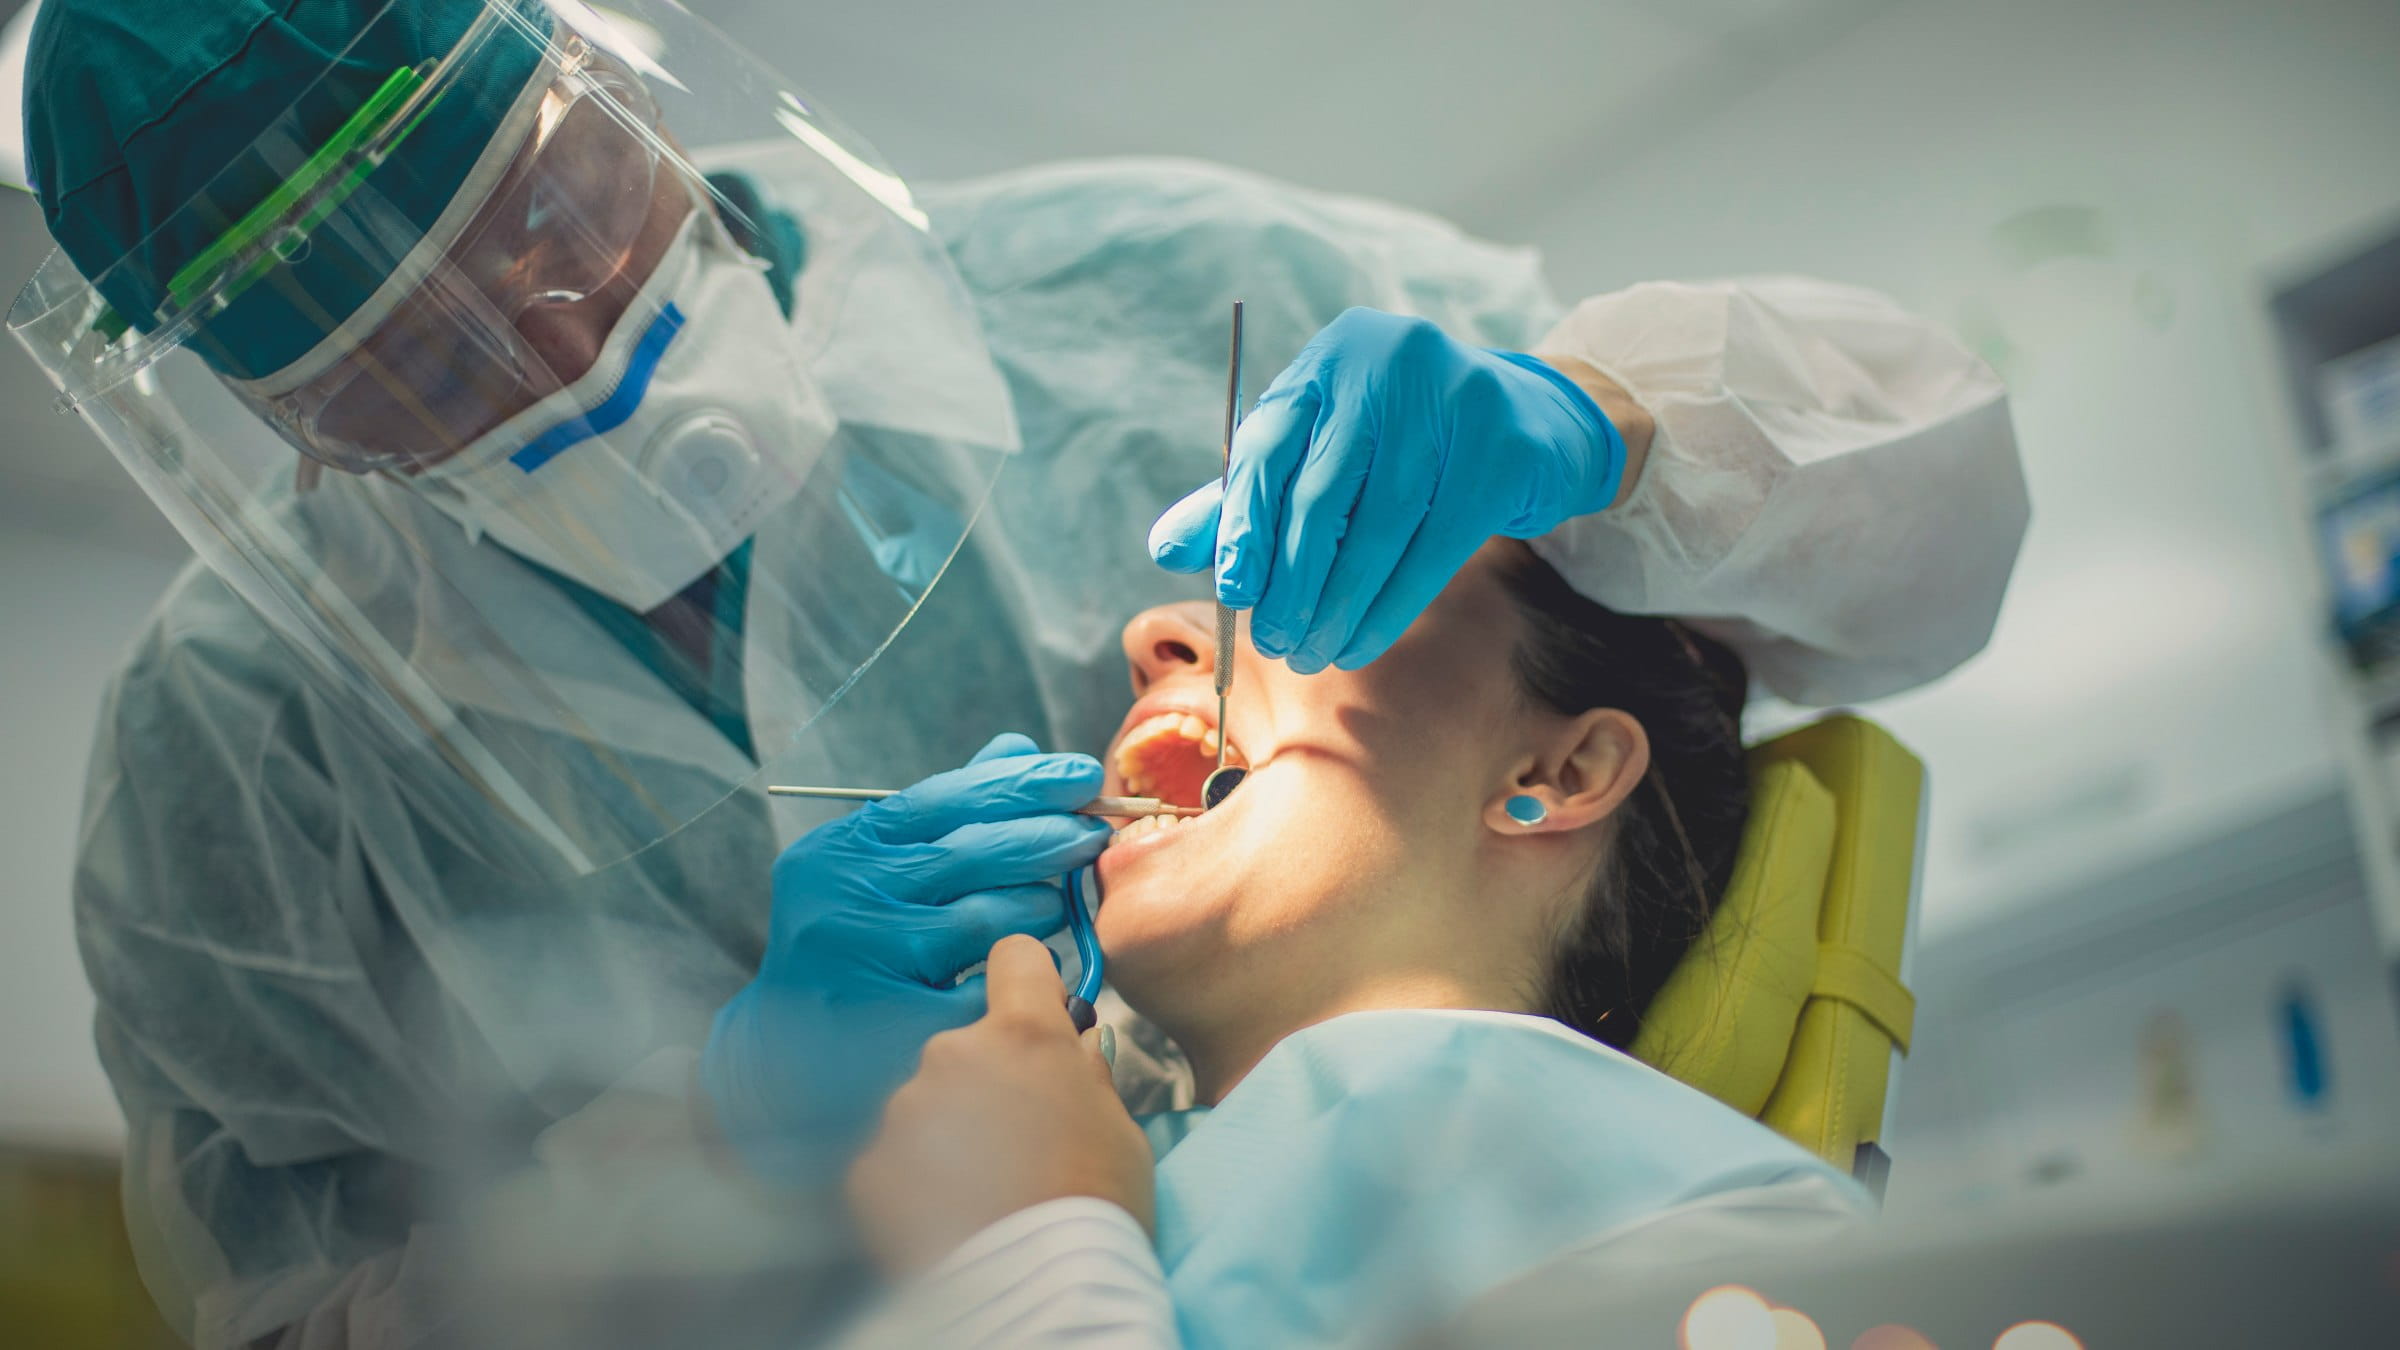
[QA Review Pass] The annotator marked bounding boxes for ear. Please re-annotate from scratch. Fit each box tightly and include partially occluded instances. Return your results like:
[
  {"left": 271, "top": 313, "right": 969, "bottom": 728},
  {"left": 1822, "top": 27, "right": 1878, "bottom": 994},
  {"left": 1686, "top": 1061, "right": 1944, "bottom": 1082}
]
[{"left": 1483, "top": 708, "right": 1649, "bottom": 836}]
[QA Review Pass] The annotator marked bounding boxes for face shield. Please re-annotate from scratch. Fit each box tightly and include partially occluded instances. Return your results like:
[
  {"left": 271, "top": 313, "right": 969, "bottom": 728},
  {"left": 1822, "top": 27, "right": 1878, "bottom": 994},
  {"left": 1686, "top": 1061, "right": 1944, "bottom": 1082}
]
[{"left": 10, "top": 0, "right": 1020, "bottom": 880}]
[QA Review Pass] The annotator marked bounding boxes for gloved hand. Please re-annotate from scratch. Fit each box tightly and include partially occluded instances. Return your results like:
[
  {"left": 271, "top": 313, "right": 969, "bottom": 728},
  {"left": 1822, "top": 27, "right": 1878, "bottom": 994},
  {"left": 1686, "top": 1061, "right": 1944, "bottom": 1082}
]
[
  {"left": 1150, "top": 306, "right": 1625, "bottom": 673},
  {"left": 702, "top": 733, "right": 1111, "bottom": 1184}
]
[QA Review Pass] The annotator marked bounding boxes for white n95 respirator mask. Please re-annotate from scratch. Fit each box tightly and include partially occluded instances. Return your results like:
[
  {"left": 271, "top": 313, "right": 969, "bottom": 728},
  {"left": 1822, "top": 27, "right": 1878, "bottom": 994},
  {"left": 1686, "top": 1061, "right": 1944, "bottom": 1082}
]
[{"left": 408, "top": 204, "right": 836, "bottom": 613}]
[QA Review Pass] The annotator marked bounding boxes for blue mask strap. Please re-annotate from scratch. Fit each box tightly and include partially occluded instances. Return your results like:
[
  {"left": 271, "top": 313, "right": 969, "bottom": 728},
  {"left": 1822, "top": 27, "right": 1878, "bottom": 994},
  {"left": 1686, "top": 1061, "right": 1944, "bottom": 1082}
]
[{"left": 509, "top": 302, "right": 687, "bottom": 471}]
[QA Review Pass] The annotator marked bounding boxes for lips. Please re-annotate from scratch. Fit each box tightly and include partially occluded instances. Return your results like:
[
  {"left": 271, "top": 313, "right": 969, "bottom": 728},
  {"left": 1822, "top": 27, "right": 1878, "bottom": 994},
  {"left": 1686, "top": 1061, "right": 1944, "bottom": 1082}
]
[{"left": 1097, "top": 776, "right": 1226, "bottom": 872}]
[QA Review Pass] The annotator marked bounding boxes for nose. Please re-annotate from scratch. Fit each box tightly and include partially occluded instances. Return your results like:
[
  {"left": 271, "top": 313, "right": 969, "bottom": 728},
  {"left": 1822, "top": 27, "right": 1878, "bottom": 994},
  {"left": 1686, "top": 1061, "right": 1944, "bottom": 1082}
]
[
  {"left": 511, "top": 299, "right": 613, "bottom": 390},
  {"left": 1122, "top": 602, "right": 1218, "bottom": 696}
]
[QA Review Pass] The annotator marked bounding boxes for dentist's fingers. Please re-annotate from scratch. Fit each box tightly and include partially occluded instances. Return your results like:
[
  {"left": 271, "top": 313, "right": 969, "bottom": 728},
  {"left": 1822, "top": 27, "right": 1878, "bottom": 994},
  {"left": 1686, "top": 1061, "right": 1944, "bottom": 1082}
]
[
  {"left": 893, "top": 885, "right": 1064, "bottom": 986},
  {"left": 968, "top": 732, "right": 1042, "bottom": 764},
  {"left": 982, "top": 934, "right": 1075, "bottom": 1031},
  {"left": 1283, "top": 427, "right": 1445, "bottom": 673},
  {"left": 1213, "top": 387, "right": 1318, "bottom": 610},
  {"left": 1249, "top": 399, "right": 1370, "bottom": 661},
  {"left": 1148, "top": 480, "right": 1222, "bottom": 575},
  {"left": 855, "top": 749, "right": 1105, "bottom": 846},
  {"left": 871, "top": 814, "right": 1110, "bottom": 904}
]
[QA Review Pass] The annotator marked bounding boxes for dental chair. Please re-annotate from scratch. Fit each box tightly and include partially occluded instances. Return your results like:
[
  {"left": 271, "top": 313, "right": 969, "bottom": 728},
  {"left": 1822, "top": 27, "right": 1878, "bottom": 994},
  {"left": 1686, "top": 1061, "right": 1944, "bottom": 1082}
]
[{"left": 1632, "top": 714, "right": 1925, "bottom": 1199}]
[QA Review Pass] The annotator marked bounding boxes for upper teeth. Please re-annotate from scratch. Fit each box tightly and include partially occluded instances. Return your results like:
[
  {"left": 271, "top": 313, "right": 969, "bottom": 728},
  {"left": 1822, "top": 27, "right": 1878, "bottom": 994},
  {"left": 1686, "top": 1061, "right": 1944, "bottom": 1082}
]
[{"left": 1111, "top": 710, "right": 1240, "bottom": 796}]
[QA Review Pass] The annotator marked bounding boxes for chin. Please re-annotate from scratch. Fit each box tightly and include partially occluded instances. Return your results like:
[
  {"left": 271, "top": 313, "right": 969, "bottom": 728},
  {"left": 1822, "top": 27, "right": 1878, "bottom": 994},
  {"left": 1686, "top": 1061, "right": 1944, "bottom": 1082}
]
[{"left": 1091, "top": 863, "right": 1220, "bottom": 1002}]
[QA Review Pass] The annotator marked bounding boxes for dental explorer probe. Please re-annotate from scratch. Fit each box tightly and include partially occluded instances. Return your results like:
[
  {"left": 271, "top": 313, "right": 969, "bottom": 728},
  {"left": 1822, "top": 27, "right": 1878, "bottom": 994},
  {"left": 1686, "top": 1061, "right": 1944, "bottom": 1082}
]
[
  {"left": 1201, "top": 301, "right": 1248, "bottom": 813},
  {"left": 765, "top": 785, "right": 1203, "bottom": 817}
]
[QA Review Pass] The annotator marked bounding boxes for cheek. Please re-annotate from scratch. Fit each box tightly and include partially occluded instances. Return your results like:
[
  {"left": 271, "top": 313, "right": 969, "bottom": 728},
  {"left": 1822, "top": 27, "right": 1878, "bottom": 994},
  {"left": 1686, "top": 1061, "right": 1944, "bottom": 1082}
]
[
  {"left": 1094, "top": 765, "right": 1400, "bottom": 980},
  {"left": 1326, "top": 677, "right": 1513, "bottom": 824}
]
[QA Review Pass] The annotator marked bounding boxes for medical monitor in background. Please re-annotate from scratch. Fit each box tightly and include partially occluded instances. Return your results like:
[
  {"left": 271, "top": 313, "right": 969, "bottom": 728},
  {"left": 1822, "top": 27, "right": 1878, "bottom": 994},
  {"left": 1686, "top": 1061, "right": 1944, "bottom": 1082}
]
[{"left": 2317, "top": 468, "right": 2400, "bottom": 666}]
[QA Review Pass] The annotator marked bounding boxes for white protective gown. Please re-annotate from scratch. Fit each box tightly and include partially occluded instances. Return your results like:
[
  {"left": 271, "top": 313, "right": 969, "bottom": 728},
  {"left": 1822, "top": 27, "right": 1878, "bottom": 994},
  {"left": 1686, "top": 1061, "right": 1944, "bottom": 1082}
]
[{"left": 72, "top": 156, "right": 2024, "bottom": 1350}]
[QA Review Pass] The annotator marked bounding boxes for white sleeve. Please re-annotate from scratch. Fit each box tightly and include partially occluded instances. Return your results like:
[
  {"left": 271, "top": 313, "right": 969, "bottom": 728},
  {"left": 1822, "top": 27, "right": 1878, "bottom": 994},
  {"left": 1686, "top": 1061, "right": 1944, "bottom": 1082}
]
[
  {"left": 1529, "top": 277, "right": 2029, "bottom": 705},
  {"left": 840, "top": 1197, "right": 1181, "bottom": 1350}
]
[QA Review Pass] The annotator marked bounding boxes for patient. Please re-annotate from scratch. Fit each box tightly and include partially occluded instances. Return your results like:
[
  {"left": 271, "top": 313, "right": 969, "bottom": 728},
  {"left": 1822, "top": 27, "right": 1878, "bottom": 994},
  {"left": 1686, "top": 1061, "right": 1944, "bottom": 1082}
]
[
  {"left": 1097, "top": 536, "right": 1749, "bottom": 1093},
  {"left": 845, "top": 539, "right": 1866, "bottom": 1349}
]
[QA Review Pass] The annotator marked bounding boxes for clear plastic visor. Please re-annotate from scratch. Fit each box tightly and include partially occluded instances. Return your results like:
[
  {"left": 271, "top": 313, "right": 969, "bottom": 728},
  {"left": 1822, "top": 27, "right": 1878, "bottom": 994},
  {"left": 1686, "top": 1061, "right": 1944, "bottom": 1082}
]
[
  {"left": 7, "top": 0, "right": 1022, "bottom": 882},
  {"left": 258, "top": 43, "right": 678, "bottom": 474}
]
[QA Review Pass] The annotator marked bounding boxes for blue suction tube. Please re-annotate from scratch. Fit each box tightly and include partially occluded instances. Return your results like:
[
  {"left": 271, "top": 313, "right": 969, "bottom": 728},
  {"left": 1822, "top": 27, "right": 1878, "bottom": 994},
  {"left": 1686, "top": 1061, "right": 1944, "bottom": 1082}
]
[{"left": 1062, "top": 865, "right": 1103, "bottom": 1033}]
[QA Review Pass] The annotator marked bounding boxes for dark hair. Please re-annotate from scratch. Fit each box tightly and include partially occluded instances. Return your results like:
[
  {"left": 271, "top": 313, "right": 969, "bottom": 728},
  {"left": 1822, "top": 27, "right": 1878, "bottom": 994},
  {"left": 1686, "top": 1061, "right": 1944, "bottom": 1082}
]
[{"left": 1493, "top": 546, "right": 1751, "bottom": 1052}]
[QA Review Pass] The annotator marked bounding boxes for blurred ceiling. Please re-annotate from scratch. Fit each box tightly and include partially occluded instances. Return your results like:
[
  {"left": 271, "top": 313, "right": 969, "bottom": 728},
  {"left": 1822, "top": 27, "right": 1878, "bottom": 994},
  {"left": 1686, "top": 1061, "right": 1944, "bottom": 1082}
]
[{"left": 695, "top": 0, "right": 1893, "bottom": 238}]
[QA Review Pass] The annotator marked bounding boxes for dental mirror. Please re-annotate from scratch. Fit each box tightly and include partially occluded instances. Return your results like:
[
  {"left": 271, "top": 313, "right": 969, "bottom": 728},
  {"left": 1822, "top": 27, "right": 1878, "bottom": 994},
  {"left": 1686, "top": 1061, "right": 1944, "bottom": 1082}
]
[{"left": 1201, "top": 765, "right": 1247, "bottom": 810}]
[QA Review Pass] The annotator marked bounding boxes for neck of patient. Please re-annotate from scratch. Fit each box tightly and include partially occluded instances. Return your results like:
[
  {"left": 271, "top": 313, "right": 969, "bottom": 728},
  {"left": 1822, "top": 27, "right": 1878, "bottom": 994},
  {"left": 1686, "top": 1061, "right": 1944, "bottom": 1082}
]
[
  {"left": 1174, "top": 966, "right": 1527, "bottom": 1107},
  {"left": 1135, "top": 832, "right": 1581, "bottom": 1107}
]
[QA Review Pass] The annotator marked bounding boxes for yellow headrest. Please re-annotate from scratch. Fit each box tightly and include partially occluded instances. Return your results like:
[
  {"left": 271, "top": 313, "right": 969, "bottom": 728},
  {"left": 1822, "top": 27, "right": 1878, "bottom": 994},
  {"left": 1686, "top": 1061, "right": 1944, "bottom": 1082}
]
[
  {"left": 1630, "top": 757, "right": 1835, "bottom": 1116},
  {"left": 1632, "top": 715, "right": 1924, "bottom": 1172}
]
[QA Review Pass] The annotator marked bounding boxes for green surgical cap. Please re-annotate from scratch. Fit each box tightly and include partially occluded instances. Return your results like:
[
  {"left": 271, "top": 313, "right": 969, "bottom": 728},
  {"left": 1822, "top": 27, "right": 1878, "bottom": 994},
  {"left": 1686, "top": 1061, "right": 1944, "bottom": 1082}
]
[{"left": 24, "top": 0, "right": 549, "bottom": 380}]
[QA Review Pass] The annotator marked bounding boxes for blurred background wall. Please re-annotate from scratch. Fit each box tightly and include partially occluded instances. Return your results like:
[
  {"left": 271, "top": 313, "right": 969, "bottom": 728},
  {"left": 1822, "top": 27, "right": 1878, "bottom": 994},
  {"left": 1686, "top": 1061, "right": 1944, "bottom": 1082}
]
[{"left": 3, "top": 0, "right": 2397, "bottom": 1296}]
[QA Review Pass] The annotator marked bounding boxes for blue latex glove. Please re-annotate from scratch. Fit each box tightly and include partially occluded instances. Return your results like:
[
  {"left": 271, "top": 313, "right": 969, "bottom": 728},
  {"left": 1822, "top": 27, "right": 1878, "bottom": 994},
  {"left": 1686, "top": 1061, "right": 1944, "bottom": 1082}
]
[
  {"left": 1149, "top": 307, "right": 1625, "bottom": 673},
  {"left": 701, "top": 733, "right": 1111, "bottom": 1183}
]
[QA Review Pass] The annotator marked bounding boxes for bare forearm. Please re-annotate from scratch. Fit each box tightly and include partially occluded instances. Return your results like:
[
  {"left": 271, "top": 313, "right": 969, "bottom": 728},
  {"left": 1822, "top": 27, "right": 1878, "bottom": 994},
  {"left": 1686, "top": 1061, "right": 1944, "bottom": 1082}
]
[{"left": 1537, "top": 353, "right": 1653, "bottom": 509}]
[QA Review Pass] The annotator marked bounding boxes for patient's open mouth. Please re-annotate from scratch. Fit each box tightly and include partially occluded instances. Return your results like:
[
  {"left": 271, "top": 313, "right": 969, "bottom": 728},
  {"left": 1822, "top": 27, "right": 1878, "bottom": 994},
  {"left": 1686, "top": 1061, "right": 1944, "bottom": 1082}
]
[{"left": 1111, "top": 707, "right": 1246, "bottom": 811}]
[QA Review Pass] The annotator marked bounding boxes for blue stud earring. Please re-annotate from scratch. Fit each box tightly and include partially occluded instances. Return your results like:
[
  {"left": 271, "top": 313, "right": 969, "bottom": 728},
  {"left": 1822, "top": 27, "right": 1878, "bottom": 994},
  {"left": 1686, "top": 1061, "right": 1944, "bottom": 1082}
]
[{"left": 1504, "top": 794, "right": 1548, "bottom": 827}]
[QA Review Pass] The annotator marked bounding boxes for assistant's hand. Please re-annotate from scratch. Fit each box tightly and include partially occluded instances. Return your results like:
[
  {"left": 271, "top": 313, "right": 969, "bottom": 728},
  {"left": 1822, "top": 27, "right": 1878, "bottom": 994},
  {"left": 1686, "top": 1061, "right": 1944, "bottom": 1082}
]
[
  {"left": 848, "top": 935, "right": 1155, "bottom": 1275},
  {"left": 1150, "top": 307, "right": 1627, "bottom": 673},
  {"left": 702, "top": 734, "right": 1111, "bottom": 1184}
]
